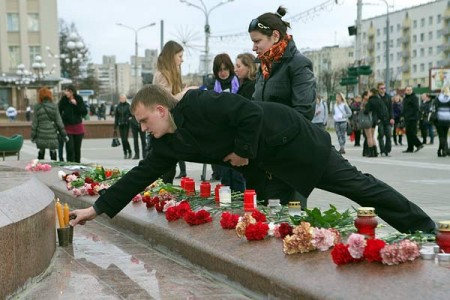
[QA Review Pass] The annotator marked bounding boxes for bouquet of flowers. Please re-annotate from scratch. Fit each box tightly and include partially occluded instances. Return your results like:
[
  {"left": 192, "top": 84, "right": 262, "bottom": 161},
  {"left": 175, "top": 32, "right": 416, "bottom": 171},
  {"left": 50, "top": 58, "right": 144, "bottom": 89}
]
[{"left": 25, "top": 159, "right": 51, "bottom": 172}]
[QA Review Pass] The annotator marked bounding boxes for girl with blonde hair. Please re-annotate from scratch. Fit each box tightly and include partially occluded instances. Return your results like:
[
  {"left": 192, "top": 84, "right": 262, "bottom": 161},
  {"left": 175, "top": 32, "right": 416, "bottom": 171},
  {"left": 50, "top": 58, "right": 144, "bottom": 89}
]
[{"left": 332, "top": 92, "right": 352, "bottom": 154}]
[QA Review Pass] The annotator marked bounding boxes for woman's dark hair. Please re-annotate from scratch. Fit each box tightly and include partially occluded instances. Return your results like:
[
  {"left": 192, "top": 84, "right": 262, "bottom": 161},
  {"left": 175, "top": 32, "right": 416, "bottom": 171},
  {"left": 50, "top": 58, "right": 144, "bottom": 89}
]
[
  {"left": 362, "top": 91, "right": 369, "bottom": 98},
  {"left": 370, "top": 88, "right": 379, "bottom": 95},
  {"left": 212, "top": 53, "right": 235, "bottom": 78},
  {"left": 64, "top": 84, "right": 77, "bottom": 95},
  {"left": 248, "top": 6, "right": 291, "bottom": 38}
]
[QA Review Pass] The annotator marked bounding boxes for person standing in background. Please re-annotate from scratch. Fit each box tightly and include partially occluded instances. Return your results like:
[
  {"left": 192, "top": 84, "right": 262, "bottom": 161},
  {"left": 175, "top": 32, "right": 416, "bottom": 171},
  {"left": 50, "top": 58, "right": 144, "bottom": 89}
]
[
  {"left": 248, "top": 6, "right": 317, "bottom": 206},
  {"left": 31, "top": 88, "right": 67, "bottom": 160},
  {"left": 153, "top": 40, "right": 197, "bottom": 181},
  {"left": 311, "top": 96, "right": 328, "bottom": 130},
  {"left": 331, "top": 92, "right": 352, "bottom": 154},
  {"left": 6, "top": 105, "right": 17, "bottom": 121},
  {"left": 435, "top": 86, "right": 450, "bottom": 157},
  {"left": 59, "top": 85, "right": 87, "bottom": 163},
  {"left": 392, "top": 95, "right": 404, "bottom": 146},
  {"left": 26, "top": 104, "right": 32, "bottom": 121},
  {"left": 235, "top": 52, "right": 257, "bottom": 99},
  {"left": 350, "top": 95, "right": 362, "bottom": 146},
  {"left": 114, "top": 95, "right": 132, "bottom": 159},
  {"left": 377, "top": 82, "right": 393, "bottom": 156},
  {"left": 130, "top": 115, "right": 147, "bottom": 160},
  {"left": 402, "top": 86, "right": 424, "bottom": 153},
  {"left": 419, "top": 93, "right": 434, "bottom": 145}
]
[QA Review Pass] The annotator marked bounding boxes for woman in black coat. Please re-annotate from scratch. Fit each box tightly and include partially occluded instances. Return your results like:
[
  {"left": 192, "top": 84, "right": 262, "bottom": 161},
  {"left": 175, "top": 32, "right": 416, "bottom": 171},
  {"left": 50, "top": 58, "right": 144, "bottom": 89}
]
[{"left": 114, "top": 95, "right": 132, "bottom": 159}]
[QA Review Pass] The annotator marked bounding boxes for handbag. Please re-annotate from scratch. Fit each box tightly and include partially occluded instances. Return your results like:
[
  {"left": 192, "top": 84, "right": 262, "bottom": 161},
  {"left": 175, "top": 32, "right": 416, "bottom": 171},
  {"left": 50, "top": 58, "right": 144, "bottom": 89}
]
[
  {"left": 111, "top": 130, "right": 121, "bottom": 147},
  {"left": 427, "top": 100, "right": 437, "bottom": 122},
  {"left": 357, "top": 112, "right": 373, "bottom": 129},
  {"left": 346, "top": 120, "right": 353, "bottom": 136}
]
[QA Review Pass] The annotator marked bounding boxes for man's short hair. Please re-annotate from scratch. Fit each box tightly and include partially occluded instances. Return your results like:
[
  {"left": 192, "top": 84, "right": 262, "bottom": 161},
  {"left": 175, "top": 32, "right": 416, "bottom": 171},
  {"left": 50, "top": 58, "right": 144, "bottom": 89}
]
[
  {"left": 131, "top": 85, "right": 178, "bottom": 113},
  {"left": 377, "top": 82, "right": 385, "bottom": 89}
]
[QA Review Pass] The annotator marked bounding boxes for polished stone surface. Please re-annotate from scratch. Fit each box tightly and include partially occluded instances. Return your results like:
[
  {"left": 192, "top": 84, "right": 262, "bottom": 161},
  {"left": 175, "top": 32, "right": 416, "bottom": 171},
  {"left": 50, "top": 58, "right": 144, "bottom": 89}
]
[
  {"left": 13, "top": 220, "right": 252, "bottom": 299},
  {"left": 0, "top": 165, "right": 56, "bottom": 300}
]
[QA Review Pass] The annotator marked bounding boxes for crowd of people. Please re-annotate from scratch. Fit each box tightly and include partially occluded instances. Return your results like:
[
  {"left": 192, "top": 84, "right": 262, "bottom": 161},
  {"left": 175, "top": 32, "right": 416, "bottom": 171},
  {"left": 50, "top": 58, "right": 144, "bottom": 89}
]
[{"left": 340, "top": 83, "right": 450, "bottom": 159}]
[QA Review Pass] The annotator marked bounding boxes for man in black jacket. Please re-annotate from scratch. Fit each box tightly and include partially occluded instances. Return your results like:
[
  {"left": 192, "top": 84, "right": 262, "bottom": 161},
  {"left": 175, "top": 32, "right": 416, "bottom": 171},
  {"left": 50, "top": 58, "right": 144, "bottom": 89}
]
[
  {"left": 402, "top": 86, "right": 424, "bottom": 153},
  {"left": 377, "top": 82, "right": 393, "bottom": 156},
  {"left": 70, "top": 85, "right": 435, "bottom": 234}
]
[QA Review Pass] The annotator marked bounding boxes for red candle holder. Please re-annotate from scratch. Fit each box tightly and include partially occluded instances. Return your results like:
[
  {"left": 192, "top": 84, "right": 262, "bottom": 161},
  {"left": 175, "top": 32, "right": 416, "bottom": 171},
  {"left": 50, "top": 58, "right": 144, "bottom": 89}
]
[
  {"left": 244, "top": 189, "right": 256, "bottom": 212},
  {"left": 184, "top": 179, "right": 195, "bottom": 196},
  {"left": 436, "top": 221, "right": 450, "bottom": 253},
  {"left": 200, "top": 181, "right": 211, "bottom": 198},
  {"left": 180, "top": 177, "right": 188, "bottom": 189},
  {"left": 354, "top": 207, "right": 378, "bottom": 239},
  {"left": 214, "top": 184, "right": 223, "bottom": 202}
]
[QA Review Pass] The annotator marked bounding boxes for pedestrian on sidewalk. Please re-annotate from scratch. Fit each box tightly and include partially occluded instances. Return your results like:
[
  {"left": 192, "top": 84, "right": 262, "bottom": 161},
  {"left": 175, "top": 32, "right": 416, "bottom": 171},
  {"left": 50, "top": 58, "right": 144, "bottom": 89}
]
[
  {"left": 114, "top": 95, "right": 132, "bottom": 159},
  {"left": 70, "top": 85, "right": 436, "bottom": 235},
  {"left": 402, "top": 86, "right": 424, "bottom": 153},
  {"left": 331, "top": 92, "right": 352, "bottom": 154}
]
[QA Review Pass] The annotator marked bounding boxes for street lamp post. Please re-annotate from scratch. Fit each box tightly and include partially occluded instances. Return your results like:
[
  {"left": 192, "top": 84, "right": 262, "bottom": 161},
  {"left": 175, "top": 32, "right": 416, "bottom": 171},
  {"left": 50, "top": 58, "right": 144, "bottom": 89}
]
[
  {"left": 179, "top": 0, "right": 234, "bottom": 75},
  {"left": 116, "top": 22, "right": 156, "bottom": 92},
  {"left": 381, "top": 0, "right": 390, "bottom": 92}
]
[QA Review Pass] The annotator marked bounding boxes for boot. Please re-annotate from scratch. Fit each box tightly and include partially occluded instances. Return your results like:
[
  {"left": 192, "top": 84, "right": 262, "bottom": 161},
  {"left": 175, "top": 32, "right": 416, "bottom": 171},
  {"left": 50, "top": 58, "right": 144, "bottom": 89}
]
[
  {"left": 372, "top": 146, "right": 378, "bottom": 157},
  {"left": 38, "top": 149, "right": 45, "bottom": 160},
  {"left": 399, "top": 135, "right": 403, "bottom": 145},
  {"left": 437, "top": 148, "right": 443, "bottom": 157},
  {"left": 133, "top": 153, "right": 139, "bottom": 160},
  {"left": 50, "top": 150, "right": 57, "bottom": 161},
  {"left": 175, "top": 161, "right": 187, "bottom": 178},
  {"left": 127, "top": 149, "right": 132, "bottom": 159}
]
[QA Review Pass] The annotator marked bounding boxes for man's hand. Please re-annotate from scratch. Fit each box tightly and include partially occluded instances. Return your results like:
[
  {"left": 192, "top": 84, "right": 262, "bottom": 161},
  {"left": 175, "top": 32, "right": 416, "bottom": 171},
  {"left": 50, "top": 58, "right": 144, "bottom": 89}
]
[
  {"left": 390, "top": 118, "right": 395, "bottom": 125},
  {"left": 69, "top": 206, "right": 97, "bottom": 226},
  {"left": 70, "top": 99, "right": 77, "bottom": 105},
  {"left": 223, "top": 152, "right": 248, "bottom": 167}
]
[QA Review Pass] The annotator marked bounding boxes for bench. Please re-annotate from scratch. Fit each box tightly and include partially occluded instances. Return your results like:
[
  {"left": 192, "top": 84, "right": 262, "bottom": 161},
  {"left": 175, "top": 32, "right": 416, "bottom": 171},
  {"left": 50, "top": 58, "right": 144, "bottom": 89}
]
[{"left": 0, "top": 134, "right": 24, "bottom": 161}]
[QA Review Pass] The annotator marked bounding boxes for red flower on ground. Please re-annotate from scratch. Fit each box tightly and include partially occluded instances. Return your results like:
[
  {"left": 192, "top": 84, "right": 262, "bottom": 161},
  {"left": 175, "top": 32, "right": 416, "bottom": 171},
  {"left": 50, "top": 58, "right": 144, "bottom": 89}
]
[
  {"left": 331, "top": 243, "right": 357, "bottom": 265},
  {"left": 245, "top": 222, "right": 269, "bottom": 241},
  {"left": 176, "top": 201, "right": 191, "bottom": 218},
  {"left": 165, "top": 206, "right": 180, "bottom": 222},
  {"left": 220, "top": 212, "right": 240, "bottom": 229},
  {"left": 251, "top": 210, "right": 267, "bottom": 222},
  {"left": 155, "top": 200, "right": 166, "bottom": 213},
  {"left": 87, "top": 182, "right": 99, "bottom": 196},
  {"left": 84, "top": 177, "right": 94, "bottom": 184},
  {"left": 277, "top": 222, "right": 293, "bottom": 239},
  {"left": 364, "top": 239, "right": 386, "bottom": 262},
  {"left": 184, "top": 210, "right": 212, "bottom": 226}
]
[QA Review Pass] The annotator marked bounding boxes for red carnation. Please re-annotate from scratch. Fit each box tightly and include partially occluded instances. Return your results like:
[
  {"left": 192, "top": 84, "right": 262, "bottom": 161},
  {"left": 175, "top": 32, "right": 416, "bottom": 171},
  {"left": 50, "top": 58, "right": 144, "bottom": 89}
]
[
  {"left": 364, "top": 239, "right": 386, "bottom": 262},
  {"left": 331, "top": 243, "right": 356, "bottom": 265},
  {"left": 176, "top": 201, "right": 191, "bottom": 218},
  {"left": 155, "top": 200, "right": 166, "bottom": 212},
  {"left": 84, "top": 177, "right": 94, "bottom": 184},
  {"left": 251, "top": 210, "right": 267, "bottom": 222},
  {"left": 245, "top": 222, "right": 269, "bottom": 241},
  {"left": 87, "top": 182, "right": 99, "bottom": 196},
  {"left": 184, "top": 210, "right": 212, "bottom": 226},
  {"left": 278, "top": 222, "right": 293, "bottom": 239},
  {"left": 142, "top": 195, "right": 151, "bottom": 204},
  {"left": 165, "top": 206, "right": 180, "bottom": 222},
  {"left": 220, "top": 212, "right": 240, "bottom": 229},
  {"left": 72, "top": 171, "right": 80, "bottom": 177}
]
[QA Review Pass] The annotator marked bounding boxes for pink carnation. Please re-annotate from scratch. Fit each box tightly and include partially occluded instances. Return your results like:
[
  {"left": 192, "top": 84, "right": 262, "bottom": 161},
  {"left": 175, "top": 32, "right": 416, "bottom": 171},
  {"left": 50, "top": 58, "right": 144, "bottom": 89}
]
[
  {"left": 132, "top": 194, "right": 142, "bottom": 203},
  {"left": 72, "top": 188, "right": 82, "bottom": 196},
  {"left": 380, "top": 243, "right": 401, "bottom": 265},
  {"left": 347, "top": 233, "right": 367, "bottom": 259},
  {"left": 311, "top": 228, "right": 336, "bottom": 251},
  {"left": 397, "top": 239, "right": 420, "bottom": 263}
]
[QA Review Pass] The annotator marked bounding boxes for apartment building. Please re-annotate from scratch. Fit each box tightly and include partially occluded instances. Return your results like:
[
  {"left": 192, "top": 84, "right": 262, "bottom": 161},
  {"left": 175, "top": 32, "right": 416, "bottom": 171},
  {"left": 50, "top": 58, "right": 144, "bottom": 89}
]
[
  {"left": 0, "top": 0, "right": 60, "bottom": 109},
  {"left": 360, "top": 0, "right": 450, "bottom": 90}
]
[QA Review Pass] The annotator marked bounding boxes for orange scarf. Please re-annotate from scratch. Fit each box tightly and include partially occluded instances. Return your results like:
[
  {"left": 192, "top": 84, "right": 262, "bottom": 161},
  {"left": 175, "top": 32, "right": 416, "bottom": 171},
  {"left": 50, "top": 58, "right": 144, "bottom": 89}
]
[{"left": 258, "top": 35, "right": 292, "bottom": 80}]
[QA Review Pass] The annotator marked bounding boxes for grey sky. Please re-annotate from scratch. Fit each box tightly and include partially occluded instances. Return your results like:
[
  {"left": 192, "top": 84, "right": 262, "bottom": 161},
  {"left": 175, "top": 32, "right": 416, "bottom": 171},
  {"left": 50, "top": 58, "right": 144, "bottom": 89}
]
[{"left": 58, "top": 0, "right": 434, "bottom": 74}]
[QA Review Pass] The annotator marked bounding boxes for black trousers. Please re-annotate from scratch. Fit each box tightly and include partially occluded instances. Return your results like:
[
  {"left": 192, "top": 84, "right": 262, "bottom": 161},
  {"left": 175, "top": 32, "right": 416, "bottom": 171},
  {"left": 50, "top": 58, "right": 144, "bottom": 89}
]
[
  {"left": 436, "top": 122, "right": 450, "bottom": 153},
  {"left": 131, "top": 124, "right": 147, "bottom": 158},
  {"left": 405, "top": 120, "right": 422, "bottom": 151},
  {"left": 314, "top": 148, "right": 434, "bottom": 233},
  {"left": 66, "top": 133, "right": 83, "bottom": 163},
  {"left": 118, "top": 124, "right": 131, "bottom": 155},
  {"left": 377, "top": 122, "right": 392, "bottom": 154}
]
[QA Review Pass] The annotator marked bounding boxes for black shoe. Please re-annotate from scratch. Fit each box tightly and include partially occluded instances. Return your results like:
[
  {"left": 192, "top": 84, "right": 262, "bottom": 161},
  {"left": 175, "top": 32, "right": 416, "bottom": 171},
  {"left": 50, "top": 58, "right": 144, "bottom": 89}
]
[
  {"left": 128, "top": 151, "right": 132, "bottom": 159},
  {"left": 175, "top": 173, "right": 187, "bottom": 179},
  {"left": 133, "top": 154, "right": 139, "bottom": 160},
  {"left": 402, "top": 149, "right": 414, "bottom": 153},
  {"left": 124, "top": 154, "right": 128, "bottom": 159},
  {"left": 414, "top": 145, "right": 424, "bottom": 152}
]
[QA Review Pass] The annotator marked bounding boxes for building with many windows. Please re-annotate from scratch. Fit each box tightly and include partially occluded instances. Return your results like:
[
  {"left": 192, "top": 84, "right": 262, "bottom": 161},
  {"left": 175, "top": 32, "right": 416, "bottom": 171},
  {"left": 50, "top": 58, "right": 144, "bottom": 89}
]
[
  {"left": 360, "top": 0, "right": 450, "bottom": 91},
  {"left": 0, "top": 0, "right": 60, "bottom": 110}
]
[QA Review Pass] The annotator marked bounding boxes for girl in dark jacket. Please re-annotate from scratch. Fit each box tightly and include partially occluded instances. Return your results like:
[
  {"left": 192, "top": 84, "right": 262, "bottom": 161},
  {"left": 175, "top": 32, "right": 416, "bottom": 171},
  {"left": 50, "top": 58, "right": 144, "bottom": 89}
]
[
  {"left": 247, "top": 6, "right": 316, "bottom": 205},
  {"left": 59, "top": 85, "right": 87, "bottom": 163}
]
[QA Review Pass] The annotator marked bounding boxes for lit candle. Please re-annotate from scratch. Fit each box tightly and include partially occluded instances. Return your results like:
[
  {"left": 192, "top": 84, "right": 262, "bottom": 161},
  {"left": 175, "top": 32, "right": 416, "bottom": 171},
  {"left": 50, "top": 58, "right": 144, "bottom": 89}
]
[
  {"left": 55, "top": 200, "right": 65, "bottom": 228},
  {"left": 63, "top": 203, "right": 70, "bottom": 227}
]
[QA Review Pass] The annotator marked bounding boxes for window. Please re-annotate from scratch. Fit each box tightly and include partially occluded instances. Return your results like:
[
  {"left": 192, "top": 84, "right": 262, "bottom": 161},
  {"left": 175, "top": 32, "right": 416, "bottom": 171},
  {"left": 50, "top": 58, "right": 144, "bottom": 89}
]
[
  {"left": 413, "top": 49, "right": 417, "bottom": 57},
  {"left": 437, "top": 14, "right": 442, "bottom": 24},
  {"left": 420, "top": 63, "right": 425, "bottom": 72},
  {"left": 377, "top": 56, "right": 380, "bottom": 63},
  {"left": 428, "top": 62, "right": 433, "bottom": 69},
  {"left": 8, "top": 46, "right": 21, "bottom": 67},
  {"left": 377, "top": 28, "right": 380, "bottom": 36},
  {"left": 396, "top": 38, "right": 401, "bottom": 47},
  {"left": 390, "top": 39, "right": 393, "bottom": 47},
  {"left": 377, "top": 42, "right": 380, "bottom": 50},
  {"left": 397, "top": 24, "right": 401, "bottom": 31},
  {"left": 437, "top": 29, "right": 442, "bottom": 38},
  {"left": 420, "top": 33, "right": 424, "bottom": 42},
  {"left": 420, "top": 48, "right": 425, "bottom": 57},
  {"left": 397, "top": 52, "right": 401, "bottom": 60},
  {"left": 413, "top": 64, "right": 417, "bottom": 72},
  {"left": 421, "top": 18, "right": 425, "bottom": 27},
  {"left": 7, "top": 13, "right": 19, "bottom": 32},
  {"left": 429, "top": 31, "right": 433, "bottom": 40},
  {"left": 348, "top": 52, "right": 354, "bottom": 57},
  {"left": 28, "top": 14, "right": 39, "bottom": 31},
  {"left": 397, "top": 66, "right": 402, "bottom": 74},
  {"left": 29, "top": 46, "right": 41, "bottom": 64},
  {"left": 429, "top": 47, "right": 433, "bottom": 55},
  {"left": 413, "top": 20, "right": 417, "bottom": 28},
  {"left": 363, "top": 32, "right": 367, "bottom": 39},
  {"left": 429, "top": 16, "right": 433, "bottom": 25},
  {"left": 383, "top": 27, "right": 386, "bottom": 35},
  {"left": 390, "top": 25, "right": 393, "bottom": 33},
  {"left": 413, "top": 35, "right": 417, "bottom": 43},
  {"left": 437, "top": 46, "right": 442, "bottom": 54}
]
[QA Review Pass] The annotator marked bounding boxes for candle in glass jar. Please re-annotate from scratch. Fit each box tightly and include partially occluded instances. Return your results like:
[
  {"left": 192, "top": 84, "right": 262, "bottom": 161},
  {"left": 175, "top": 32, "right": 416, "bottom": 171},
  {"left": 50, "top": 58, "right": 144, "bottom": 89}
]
[
  {"left": 436, "top": 221, "right": 450, "bottom": 253},
  {"left": 200, "top": 181, "right": 211, "bottom": 198},
  {"left": 354, "top": 207, "right": 378, "bottom": 239},
  {"left": 214, "top": 184, "right": 223, "bottom": 202},
  {"left": 244, "top": 189, "right": 257, "bottom": 212},
  {"left": 219, "top": 186, "right": 232, "bottom": 207},
  {"left": 288, "top": 201, "right": 301, "bottom": 216},
  {"left": 184, "top": 179, "right": 195, "bottom": 196}
]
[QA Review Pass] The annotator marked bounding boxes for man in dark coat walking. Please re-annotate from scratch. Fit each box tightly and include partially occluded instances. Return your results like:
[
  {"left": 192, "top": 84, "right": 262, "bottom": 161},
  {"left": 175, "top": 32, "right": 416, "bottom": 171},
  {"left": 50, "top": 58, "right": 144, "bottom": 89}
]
[
  {"left": 402, "top": 86, "right": 424, "bottom": 153},
  {"left": 70, "top": 85, "right": 435, "bottom": 234}
]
